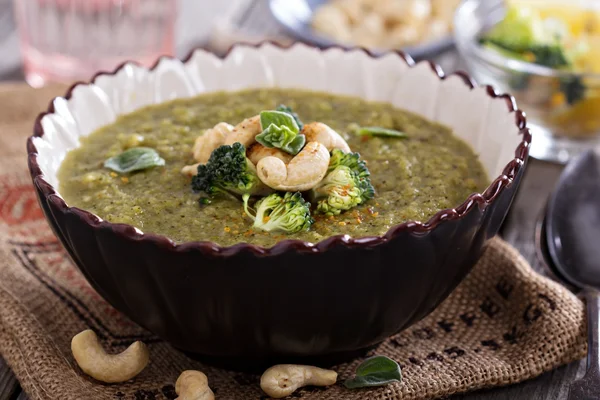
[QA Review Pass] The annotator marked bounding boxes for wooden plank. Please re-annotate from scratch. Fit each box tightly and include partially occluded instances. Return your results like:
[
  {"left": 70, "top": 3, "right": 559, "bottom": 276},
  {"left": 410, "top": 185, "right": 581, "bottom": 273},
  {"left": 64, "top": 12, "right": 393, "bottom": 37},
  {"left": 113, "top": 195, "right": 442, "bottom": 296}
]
[
  {"left": 16, "top": 390, "right": 29, "bottom": 400},
  {"left": 0, "top": 357, "right": 20, "bottom": 400}
]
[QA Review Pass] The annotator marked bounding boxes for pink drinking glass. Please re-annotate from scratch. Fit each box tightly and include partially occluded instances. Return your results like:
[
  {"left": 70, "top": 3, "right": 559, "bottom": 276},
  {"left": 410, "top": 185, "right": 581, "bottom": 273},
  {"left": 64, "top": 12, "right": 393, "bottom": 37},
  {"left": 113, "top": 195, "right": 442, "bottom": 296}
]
[{"left": 13, "top": 0, "right": 177, "bottom": 87}]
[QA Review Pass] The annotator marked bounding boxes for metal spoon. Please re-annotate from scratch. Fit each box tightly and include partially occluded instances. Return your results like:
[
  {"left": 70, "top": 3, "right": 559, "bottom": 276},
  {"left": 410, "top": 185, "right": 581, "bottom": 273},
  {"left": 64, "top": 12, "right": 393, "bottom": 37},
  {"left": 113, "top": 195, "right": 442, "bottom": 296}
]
[{"left": 544, "top": 149, "right": 600, "bottom": 400}]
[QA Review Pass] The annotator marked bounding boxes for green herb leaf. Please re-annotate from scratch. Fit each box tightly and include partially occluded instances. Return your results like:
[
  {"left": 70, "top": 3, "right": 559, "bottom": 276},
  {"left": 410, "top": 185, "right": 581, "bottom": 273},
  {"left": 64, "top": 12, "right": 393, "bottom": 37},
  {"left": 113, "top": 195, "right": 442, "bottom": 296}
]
[
  {"left": 287, "top": 133, "right": 307, "bottom": 154},
  {"left": 256, "top": 124, "right": 306, "bottom": 155},
  {"left": 354, "top": 126, "right": 407, "bottom": 138},
  {"left": 276, "top": 104, "right": 304, "bottom": 130},
  {"left": 104, "top": 147, "right": 165, "bottom": 173},
  {"left": 344, "top": 356, "right": 402, "bottom": 389},
  {"left": 260, "top": 110, "right": 299, "bottom": 134},
  {"left": 257, "top": 110, "right": 305, "bottom": 155}
]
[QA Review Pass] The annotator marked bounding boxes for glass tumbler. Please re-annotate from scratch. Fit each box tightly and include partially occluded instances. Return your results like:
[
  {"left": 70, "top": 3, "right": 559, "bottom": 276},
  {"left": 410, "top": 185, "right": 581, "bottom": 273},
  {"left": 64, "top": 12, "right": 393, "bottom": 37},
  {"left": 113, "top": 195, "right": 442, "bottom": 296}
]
[{"left": 13, "top": 0, "right": 177, "bottom": 87}]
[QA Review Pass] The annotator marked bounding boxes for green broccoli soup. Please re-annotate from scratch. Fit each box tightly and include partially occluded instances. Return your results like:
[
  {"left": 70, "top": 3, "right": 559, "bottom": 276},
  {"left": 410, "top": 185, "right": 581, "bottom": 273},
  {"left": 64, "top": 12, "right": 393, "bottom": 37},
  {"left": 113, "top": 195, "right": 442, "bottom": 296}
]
[{"left": 58, "top": 88, "right": 488, "bottom": 247}]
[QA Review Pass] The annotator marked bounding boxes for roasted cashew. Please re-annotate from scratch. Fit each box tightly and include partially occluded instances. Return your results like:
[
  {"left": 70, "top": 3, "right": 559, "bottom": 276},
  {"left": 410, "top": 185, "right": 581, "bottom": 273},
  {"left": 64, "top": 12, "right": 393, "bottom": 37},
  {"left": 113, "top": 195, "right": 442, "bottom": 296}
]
[
  {"left": 301, "top": 122, "right": 351, "bottom": 153},
  {"left": 181, "top": 163, "right": 201, "bottom": 177},
  {"left": 181, "top": 122, "right": 234, "bottom": 176},
  {"left": 71, "top": 330, "right": 149, "bottom": 383},
  {"left": 247, "top": 142, "right": 293, "bottom": 166},
  {"left": 260, "top": 364, "right": 338, "bottom": 399},
  {"left": 223, "top": 115, "right": 262, "bottom": 147},
  {"left": 257, "top": 142, "right": 330, "bottom": 192},
  {"left": 175, "top": 370, "right": 215, "bottom": 400},
  {"left": 193, "top": 122, "right": 233, "bottom": 164}
]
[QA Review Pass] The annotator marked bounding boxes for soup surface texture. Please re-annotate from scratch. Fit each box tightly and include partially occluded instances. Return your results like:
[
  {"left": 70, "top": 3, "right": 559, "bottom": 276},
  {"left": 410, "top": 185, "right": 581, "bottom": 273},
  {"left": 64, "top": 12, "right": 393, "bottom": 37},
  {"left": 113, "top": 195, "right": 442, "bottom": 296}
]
[{"left": 58, "top": 89, "right": 488, "bottom": 247}]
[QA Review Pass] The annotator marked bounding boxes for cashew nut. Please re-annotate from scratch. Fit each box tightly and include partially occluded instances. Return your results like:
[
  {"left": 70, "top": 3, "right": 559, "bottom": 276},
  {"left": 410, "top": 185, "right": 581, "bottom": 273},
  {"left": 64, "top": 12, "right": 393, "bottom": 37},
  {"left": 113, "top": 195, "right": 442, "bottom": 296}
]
[
  {"left": 257, "top": 142, "right": 330, "bottom": 192},
  {"left": 301, "top": 122, "right": 351, "bottom": 153},
  {"left": 193, "top": 122, "right": 234, "bottom": 164},
  {"left": 223, "top": 115, "right": 262, "bottom": 147},
  {"left": 71, "top": 329, "right": 149, "bottom": 383},
  {"left": 181, "top": 122, "right": 234, "bottom": 176},
  {"left": 181, "top": 163, "right": 200, "bottom": 177},
  {"left": 260, "top": 364, "right": 338, "bottom": 399},
  {"left": 175, "top": 370, "right": 215, "bottom": 400},
  {"left": 247, "top": 142, "right": 293, "bottom": 166}
]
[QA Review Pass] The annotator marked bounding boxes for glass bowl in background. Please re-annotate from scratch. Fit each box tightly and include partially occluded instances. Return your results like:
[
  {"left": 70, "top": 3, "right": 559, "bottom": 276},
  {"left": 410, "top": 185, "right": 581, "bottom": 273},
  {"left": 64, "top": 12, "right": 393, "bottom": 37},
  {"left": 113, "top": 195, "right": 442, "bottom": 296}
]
[
  {"left": 454, "top": 0, "right": 600, "bottom": 164},
  {"left": 13, "top": 0, "right": 177, "bottom": 88}
]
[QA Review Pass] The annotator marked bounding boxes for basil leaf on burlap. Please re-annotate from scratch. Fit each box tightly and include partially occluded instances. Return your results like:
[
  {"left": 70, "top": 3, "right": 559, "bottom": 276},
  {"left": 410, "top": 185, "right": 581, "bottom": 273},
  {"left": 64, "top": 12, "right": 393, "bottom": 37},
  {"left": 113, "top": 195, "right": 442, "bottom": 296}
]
[{"left": 344, "top": 355, "right": 402, "bottom": 389}]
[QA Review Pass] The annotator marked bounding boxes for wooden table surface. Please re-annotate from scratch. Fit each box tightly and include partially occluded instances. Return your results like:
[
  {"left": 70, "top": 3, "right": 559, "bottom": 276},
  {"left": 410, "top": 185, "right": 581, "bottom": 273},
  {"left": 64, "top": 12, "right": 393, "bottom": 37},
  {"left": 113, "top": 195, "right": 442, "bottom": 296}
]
[{"left": 0, "top": 0, "right": 588, "bottom": 398}]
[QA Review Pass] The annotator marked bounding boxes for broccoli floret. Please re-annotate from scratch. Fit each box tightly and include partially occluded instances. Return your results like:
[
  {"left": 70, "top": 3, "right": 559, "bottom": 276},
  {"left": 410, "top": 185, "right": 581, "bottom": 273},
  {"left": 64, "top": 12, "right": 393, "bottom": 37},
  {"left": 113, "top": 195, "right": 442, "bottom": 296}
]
[
  {"left": 191, "top": 142, "right": 269, "bottom": 199},
  {"left": 528, "top": 45, "right": 570, "bottom": 68},
  {"left": 243, "top": 192, "right": 314, "bottom": 234},
  {"left": 311, "top": 165, "right": 375, "bottom": 216},
  {"left": 322, "top": 150, "right": 375, "bottom": 214},
  {"left": 328, "top": 149, "right": 370, "bottom": 179}
]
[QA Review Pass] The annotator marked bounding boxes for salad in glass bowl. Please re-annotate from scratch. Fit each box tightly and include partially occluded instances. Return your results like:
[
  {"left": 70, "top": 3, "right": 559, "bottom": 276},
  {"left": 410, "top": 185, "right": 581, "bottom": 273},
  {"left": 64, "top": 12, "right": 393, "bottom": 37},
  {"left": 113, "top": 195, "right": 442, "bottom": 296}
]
[{"left": 455, "top": 0, "right": 600, "bottom": 163}]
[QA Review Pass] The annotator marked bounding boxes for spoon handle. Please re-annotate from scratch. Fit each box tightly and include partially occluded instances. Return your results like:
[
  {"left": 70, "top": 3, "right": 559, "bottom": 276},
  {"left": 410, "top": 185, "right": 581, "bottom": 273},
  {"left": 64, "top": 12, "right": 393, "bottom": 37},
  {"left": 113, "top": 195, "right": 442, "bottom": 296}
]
[{"left": 568, "top": 288, "right": 600, "bottom": 400}]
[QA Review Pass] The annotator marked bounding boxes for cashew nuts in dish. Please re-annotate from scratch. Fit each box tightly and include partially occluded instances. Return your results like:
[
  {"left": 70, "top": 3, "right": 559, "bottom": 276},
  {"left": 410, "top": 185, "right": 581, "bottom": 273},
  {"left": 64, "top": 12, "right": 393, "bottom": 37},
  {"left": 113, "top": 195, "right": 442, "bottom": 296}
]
[
  {"left": 175, "top": 370, "right": 215, "bottom": 400},
  {"left": 193, "top": 122, "right": 234, "bottom": 164},
  {"left": 301, "top": 122, "right": 351, "bottom": 153},
  {"left": 257, "top": 141, "right": 330, "bottom": 192},
  {"left": 247, "top": 142, "right": 293, "bottom": 166},
  {"left": 71, "top": 329, "right": 149, "bottom": 383},
  {"left": 260, "top": 364, "right": 338, "bottom": 399},
  {"left": 223, "top": 115, "right": 262, "bottom": 147}
]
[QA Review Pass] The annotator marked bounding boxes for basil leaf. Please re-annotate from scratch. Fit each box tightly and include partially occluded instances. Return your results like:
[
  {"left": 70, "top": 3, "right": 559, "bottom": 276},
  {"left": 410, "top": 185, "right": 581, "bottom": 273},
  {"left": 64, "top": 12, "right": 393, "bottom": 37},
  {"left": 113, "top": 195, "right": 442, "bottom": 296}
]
[
  {"left": 256, "top": 124, "right": 306, "bottom": 155},
  {"left": 288, "top": 133, "right": 306, "bottom": 154},
  {"left": 276, "top": 104, "right": 304, "bottom": 130},
  {"left": 260, "top": 110, "right": 299, "bottom": 134},
  {"left": 104, "top": 147, "right": 165, "bottom": 173},
  {"left": 344, "top": 356, "right": 402, "bottom": 389},
  {"left": 355, "top": 126, "right": 407, "bottom": 138},
  {"left": 257, "top": 109, "right": 306, "bottom": 155}
]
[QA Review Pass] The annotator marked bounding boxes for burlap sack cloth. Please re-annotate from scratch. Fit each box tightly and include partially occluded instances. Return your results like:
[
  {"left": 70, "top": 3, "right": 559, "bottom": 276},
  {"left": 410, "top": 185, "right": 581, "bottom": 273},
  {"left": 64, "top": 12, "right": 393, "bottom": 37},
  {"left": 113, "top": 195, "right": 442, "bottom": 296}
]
[{"left": 0, "top": 83, "right": 587, "bottom": 400}]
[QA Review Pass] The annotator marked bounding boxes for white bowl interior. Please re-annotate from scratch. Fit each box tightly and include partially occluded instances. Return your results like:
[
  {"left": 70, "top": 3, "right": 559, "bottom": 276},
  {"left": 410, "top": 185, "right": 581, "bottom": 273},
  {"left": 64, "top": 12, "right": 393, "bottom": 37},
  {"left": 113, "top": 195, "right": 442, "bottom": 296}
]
[{"left": 34, "top": 43, "right": 522, "bottom": 193}]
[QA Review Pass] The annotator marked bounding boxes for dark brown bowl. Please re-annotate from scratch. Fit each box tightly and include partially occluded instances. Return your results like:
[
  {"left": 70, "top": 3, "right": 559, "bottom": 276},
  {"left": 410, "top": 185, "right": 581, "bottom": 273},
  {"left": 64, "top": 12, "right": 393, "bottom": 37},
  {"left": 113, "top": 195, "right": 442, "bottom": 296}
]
[{"left": 27, "top": 43, "right": 531, "bottom": 369}]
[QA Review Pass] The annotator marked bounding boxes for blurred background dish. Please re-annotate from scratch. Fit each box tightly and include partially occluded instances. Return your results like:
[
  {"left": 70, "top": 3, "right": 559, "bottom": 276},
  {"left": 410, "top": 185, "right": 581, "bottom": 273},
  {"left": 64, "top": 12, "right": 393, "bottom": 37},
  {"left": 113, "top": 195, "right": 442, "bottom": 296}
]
[
  {"left": 13, "top": 0, "right": 177, "bottom": 88},
  {"left": 0, "top": 0, "right": 464, "bottom": 83},
  {"left": 455, "top": 0, "right": 600, "bottom": 164},
  {"left": 7, "top": 0, "right": 257, "bottom": 86},
  {"left": 269, "top": 0, "right": 458, "bottom": 59}
]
